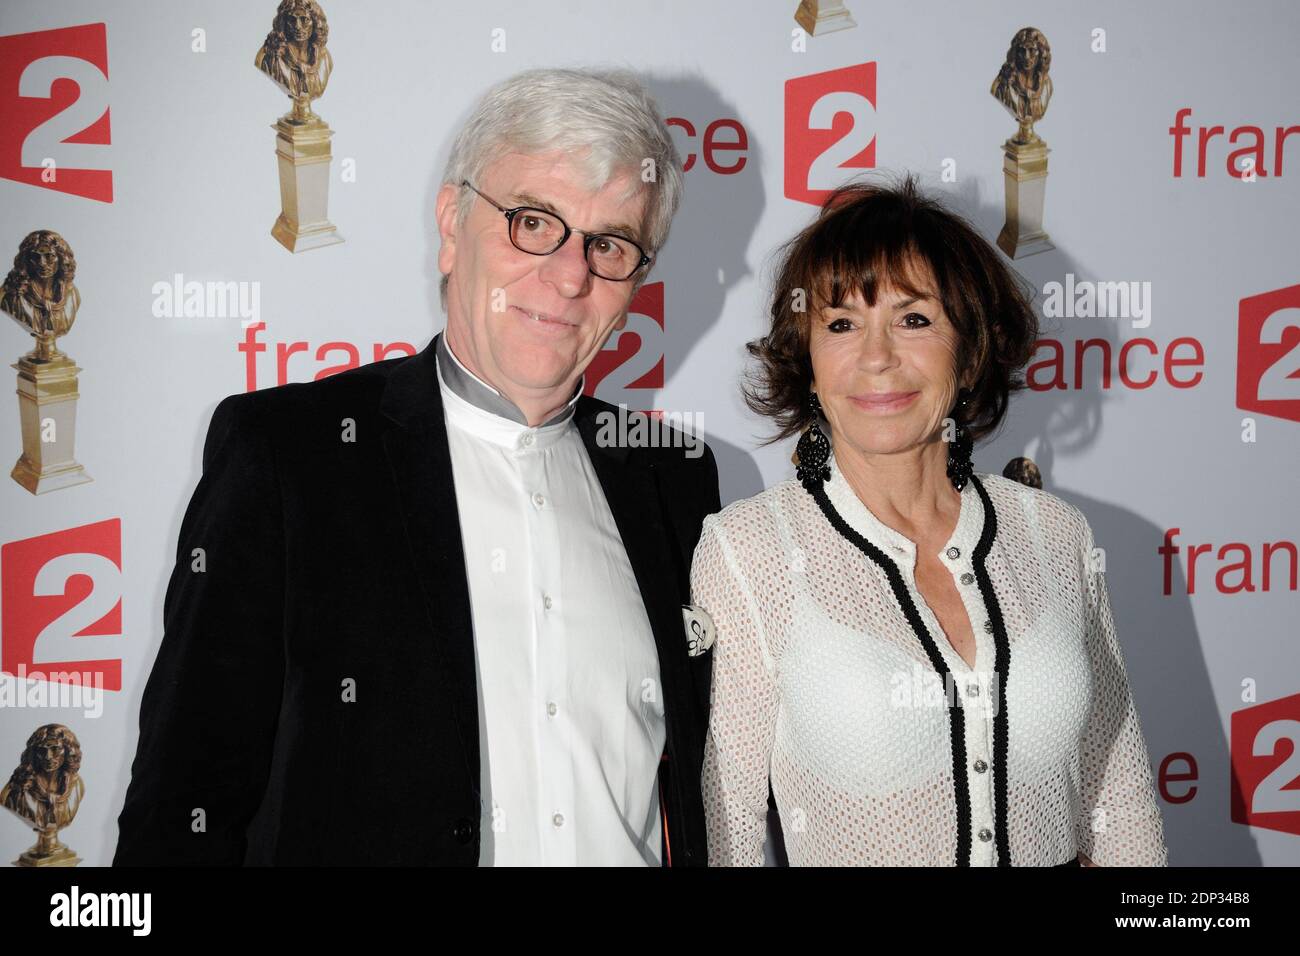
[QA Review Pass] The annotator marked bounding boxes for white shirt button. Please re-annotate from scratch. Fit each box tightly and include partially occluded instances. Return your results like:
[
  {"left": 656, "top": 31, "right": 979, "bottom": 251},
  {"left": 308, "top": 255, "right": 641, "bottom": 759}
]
[
  {"left": 532, "top": 492, "right": 546, "bottom": 508},
  {"left": 973, "top": 759, "right": 988, "bottom": 773},
  {"left": 546, "top": 701, "right": 558, "bottom": 717},
  {"left": 960, "top": 572, "right": 974, "bottom": 585},
  {"left": 946, "top": 547, "right": 961, "bottom": 559},
  {"left": 521, "top": 432, "right": 534, "bottom": 447},
  {"left": 978, "top": 827, "right": 993, "bottom": 842},
  {"left": 552, "top": 812, "right": 565, "bottom": 828},
  {"left": 543, "top": 594, "right": 553, "bottom": 610}
]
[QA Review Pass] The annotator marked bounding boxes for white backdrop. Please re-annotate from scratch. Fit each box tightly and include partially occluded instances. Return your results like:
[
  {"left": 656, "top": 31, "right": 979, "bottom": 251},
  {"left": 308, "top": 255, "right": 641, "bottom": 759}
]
[{"left": 1, "top": 0, "right": 1297, "bottom": 866}]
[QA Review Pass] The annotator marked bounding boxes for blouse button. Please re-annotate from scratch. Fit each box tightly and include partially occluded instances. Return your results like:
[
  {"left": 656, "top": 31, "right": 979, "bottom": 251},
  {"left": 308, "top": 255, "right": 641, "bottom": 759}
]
[
  {"left": 946, "top": 547, "right": 961, "bottom": 559},
  {"left": 973, "top": 759, "right": 988, "bottom": 773},
  {"left": 983, "top": 619, "right": 993, "bottom": 634},
  {"left": 960, "top": 572, "right": 974, "bottom": 585},
  {"left": 522, "top": 433, "right": 534, "bottom": 447},
  {"left": 978, "top": 827, "right": 993, "bottom": 842}
]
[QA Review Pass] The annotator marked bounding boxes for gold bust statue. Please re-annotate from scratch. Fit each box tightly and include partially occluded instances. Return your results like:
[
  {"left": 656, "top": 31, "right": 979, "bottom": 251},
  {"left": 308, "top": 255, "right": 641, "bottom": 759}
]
[
  {"left": 1, "top": 230, "right": 80, "bottom": 362},
  {"left": 2, "top": 724, "right": 84, "bottom": 830},
  {"left": 255, "top": 0, "right": 333, "bottom": 121},
  {"left": 990, "top": 27, "right": 1053, "bottom": 145},
  {"left": 2, "top": 724, "right": 84, "bottom": 865},
  {"left": 1002, "top": 456, "right": 1044, "bottom": 489}
]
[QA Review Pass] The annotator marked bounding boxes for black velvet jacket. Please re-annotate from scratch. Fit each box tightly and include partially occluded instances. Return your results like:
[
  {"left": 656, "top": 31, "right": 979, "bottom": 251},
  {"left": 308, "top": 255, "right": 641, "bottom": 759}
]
[{"left": 113, "top": 336, "right": 721, "bottom": 865}]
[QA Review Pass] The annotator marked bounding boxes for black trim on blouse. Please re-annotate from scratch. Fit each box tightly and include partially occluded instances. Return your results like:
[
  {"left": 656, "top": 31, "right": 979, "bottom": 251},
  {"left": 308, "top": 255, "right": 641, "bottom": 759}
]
[
  {"left": 968, "top": 473, "right": 1013, "bottom": 867},
  {"left": 805, "top": 471, "right": 1013, "bottom": 867}
]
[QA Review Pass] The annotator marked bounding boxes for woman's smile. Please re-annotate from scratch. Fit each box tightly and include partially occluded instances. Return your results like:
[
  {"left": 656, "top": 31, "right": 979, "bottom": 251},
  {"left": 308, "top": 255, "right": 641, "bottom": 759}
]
[{"left": 847, "top": 390, "right": 920, "bottom": 413}]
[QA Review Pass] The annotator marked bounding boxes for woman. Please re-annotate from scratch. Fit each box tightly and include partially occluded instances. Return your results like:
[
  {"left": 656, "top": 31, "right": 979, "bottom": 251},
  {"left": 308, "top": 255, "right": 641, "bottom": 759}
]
[{"left": 692, "top": 173, "right": 1167, "bottom": 867}]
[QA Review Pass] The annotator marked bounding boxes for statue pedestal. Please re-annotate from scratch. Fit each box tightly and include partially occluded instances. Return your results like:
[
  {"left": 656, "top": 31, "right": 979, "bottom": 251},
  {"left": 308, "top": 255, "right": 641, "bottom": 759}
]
[
  {"left": 14, "top": 828, "right": 80, "bottom": 867},
  {"left": 795, "top": 0, "right": 857, "bottom": 35},
  {"left": 11, "top": 351, "right": 91, "bottom": 495},
  {"left": 270, "top": 113, "right": 344, "bottom": 253},
  {"left": 996, "top": 137, "right": 1055, "bottom": 259}
]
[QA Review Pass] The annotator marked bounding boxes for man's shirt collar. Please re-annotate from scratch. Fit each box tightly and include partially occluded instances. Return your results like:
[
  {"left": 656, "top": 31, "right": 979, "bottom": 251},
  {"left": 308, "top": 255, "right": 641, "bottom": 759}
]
[{"left": 434, "top": 329, "right": 583, "bottom": 429}]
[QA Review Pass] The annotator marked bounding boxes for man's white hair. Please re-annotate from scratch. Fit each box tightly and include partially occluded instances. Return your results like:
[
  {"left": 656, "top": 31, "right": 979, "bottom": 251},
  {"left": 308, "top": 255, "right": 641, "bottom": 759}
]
[{"left": 439, "top": 66, "right": 683, "bottom": 309}]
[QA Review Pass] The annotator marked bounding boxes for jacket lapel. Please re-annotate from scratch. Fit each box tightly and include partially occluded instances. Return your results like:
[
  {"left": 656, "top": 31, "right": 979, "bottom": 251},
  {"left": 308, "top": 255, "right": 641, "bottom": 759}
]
[
  {"left": 574, "top": 400, "right": 690, "bottom": 739},
  {"left": 378, "top": 338, "right": 479, "bottom": 788}
]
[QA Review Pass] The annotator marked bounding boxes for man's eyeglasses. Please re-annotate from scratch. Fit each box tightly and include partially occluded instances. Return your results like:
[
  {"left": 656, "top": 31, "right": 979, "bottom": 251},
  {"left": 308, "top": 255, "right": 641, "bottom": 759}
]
[{"left": 461, "top": 180, "right": 652, "bottom": 282}]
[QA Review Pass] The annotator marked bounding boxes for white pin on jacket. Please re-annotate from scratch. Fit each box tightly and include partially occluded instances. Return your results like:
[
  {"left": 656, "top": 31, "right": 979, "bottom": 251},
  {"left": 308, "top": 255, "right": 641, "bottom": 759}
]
[{"left": 682, "top": 604, "right": 716, "bottom": 657}]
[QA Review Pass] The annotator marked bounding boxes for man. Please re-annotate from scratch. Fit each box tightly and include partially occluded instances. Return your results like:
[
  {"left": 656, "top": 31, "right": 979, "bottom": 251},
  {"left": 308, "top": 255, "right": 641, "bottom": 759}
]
[{"left": 113, "top": 67, "right": 720, "bottom": 865}]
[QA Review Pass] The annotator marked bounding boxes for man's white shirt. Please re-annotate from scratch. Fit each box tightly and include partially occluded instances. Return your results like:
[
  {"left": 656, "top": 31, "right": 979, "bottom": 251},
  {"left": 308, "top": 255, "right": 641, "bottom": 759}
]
[{"left": 434, "top": 331, "right": 666, "bottom": 866}]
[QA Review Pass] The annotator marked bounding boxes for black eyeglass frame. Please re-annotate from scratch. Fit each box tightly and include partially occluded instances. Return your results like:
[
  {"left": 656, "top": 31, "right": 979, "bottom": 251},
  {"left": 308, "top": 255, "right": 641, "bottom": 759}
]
[{"left": 461, "top": 179, "right": 653, "bottom": 281}]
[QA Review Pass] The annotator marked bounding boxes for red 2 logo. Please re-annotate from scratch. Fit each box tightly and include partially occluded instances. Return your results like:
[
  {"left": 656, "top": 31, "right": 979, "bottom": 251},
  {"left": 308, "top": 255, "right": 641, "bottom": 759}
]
[
  {"left": 1231, "top": 693, "right": 1300, "bottom": 835},
  {"left": 0, "top": 22, "right": 113, "bottom": 202},
  {"left": 784, "top": 62, "right": 876, "bottom": 206},
  {"left": 584, "top": 281, "right": 664, "bottom": 411},
  {"left": 2, "top": 519, "right": 122, "bottom": 690},
  {"left": 1237, "top": 284, "right": 1300, "bottom": 424}
]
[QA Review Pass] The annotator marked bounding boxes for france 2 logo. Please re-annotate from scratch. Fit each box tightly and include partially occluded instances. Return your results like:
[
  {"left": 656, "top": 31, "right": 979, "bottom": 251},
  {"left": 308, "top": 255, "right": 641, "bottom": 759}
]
[
  {"left": 585, "top": 281, "right": 664, "bottom": 411},
  {"left": 1237, "top": 283, "right": 1300, "bottom": 424},
  {"left": 784, "top": 62, "right": 876, "bottom": 206},
  {"left": 0, "top": 22, "right": 113, "bottom": 202},
  {"left": 2, "top": 519, "right": 122, "bottom": 691},
  {"left": 1230, "top": 693, "right": 1300, "bottom": 836}
]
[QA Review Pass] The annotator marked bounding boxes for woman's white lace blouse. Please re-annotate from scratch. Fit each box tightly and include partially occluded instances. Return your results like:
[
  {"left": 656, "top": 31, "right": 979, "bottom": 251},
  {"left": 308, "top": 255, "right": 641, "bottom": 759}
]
[{"left": 691, "top": 449, "right": 1168, "bottom": 866}]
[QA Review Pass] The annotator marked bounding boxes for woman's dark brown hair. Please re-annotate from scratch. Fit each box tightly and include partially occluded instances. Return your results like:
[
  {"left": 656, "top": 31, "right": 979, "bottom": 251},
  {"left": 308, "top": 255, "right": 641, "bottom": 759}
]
[{"left": 743, "top": 171, "right": 1039, "bottom": 446}]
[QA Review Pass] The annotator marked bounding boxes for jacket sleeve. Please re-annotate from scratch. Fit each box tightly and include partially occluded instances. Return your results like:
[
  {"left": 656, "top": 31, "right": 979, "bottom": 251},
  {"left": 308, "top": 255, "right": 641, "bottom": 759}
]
[
  {"left": 692, "top": 513, "right": 779, "bottom": 866},
  {"left": 1074, "top": 515, "right": 1169, "bottom": 866},
  {"left": 113, "top": 393, "right": 286, "bottom": 865}
]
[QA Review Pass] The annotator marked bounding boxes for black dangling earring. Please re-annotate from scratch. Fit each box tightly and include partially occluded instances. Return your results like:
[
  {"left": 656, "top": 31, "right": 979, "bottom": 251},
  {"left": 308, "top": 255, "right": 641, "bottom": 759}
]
[
  {"left": 795, "top": 391, "right": 832, "bottom": 489},
  {"left": 946, "top": 386, "right": 974, "bottom": 492}
]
